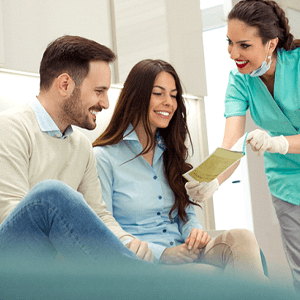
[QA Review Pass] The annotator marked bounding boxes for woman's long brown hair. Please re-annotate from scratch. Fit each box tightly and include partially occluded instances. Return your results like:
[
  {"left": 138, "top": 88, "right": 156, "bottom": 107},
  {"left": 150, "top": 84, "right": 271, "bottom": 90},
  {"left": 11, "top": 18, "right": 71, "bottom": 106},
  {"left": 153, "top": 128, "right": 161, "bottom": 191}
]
[{"left": 93, "top": 59, "right": 200, "bottom": 223}]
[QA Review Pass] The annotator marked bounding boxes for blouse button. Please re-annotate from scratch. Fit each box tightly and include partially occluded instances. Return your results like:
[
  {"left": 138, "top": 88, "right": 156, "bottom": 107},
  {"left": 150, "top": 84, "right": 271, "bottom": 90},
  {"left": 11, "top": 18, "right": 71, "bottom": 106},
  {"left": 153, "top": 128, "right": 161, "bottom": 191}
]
[
  {"left": 163, "top": 229, "right": 167, "bottom": 233},
  {"left": 158, "top": 196, "right": 162, "bottom": 200},
  {"left": 170, "top": 242, "right": 174, "bottom": 246},
  {"left": 157, "top": 212, "right": 161, "bottom": 215},
  {"left": 153, "top": 176, "right": 157, "bottom": 180}
]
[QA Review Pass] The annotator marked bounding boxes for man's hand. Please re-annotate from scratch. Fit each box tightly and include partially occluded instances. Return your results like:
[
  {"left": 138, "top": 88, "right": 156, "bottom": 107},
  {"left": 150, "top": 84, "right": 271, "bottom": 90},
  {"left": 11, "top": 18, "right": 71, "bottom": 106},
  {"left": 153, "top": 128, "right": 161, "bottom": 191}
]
[
  {"left": 246, "top": 129, "right": 289, "bottom": 156},
  {"left": 160, "top": 243, "right": 201, "bottom": 265},
  {"left": 126, "top": 239, "right": 154, "bottom": 262},
  {"left": 185, "top": 179, "right": 219, "bottom": 203},
  {"left": 185, "top": 228, "right": 211, "bottom": 252}
]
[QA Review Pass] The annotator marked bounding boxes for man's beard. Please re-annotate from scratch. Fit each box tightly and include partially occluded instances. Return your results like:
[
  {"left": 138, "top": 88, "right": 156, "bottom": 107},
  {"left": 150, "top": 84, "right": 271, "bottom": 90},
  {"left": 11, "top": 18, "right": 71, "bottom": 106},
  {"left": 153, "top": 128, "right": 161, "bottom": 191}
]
[{"left": 63, "top": 86, "right": 95, "bottom": 131}]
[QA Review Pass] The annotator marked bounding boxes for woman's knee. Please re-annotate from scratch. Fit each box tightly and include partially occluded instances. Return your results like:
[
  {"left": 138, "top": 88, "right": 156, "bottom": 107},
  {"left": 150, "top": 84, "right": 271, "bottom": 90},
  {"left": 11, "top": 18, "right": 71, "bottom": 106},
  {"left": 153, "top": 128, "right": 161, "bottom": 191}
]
[{"left": 225, "top": 229, "right": 259, "bottom": 248}]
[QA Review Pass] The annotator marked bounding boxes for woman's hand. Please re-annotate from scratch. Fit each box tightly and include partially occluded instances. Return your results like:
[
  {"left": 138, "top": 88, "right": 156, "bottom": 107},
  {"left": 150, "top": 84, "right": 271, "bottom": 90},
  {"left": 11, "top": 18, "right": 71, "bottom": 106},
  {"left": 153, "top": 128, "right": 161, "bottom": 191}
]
[
  {"left": 126, "top": 239, "right": 154, "bottom": 262},
  {"left": 160, "top": 243, "right": 201, "bottom": 264},
  {"left": 246, "top": 129, "right": 289, "bottom": 156},
  {"left": 185, "top": 228, "right": 211, "bottom": 253}
]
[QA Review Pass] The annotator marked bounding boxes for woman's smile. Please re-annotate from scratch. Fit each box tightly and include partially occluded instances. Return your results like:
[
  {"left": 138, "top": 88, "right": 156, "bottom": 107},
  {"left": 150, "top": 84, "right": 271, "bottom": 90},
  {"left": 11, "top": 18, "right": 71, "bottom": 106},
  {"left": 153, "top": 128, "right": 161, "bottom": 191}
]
[
  {"left": 154, "top": 110, "right": 171, "bottom": 118},
  {"left": 235, "top": 60, "right": 249, "bottom": 69}
]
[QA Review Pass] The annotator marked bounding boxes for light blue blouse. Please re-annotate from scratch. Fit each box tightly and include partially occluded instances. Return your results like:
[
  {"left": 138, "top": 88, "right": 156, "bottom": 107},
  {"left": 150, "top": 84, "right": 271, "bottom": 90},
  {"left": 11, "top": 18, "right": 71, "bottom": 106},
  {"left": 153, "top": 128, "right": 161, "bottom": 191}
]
[
  {"left": 93, "top": 124, "right": 203, "bottom": 261},
  {"left": 225, "top": 48, "right": 300, "bottom": 204}
]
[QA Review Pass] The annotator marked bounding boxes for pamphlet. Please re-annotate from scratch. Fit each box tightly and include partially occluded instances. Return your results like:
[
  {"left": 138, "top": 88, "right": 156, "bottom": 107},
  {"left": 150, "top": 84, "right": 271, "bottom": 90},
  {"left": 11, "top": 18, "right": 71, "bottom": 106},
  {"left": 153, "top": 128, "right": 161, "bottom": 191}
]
[{"left": 183, "top": 132, "right": 248, "bottom": 182}]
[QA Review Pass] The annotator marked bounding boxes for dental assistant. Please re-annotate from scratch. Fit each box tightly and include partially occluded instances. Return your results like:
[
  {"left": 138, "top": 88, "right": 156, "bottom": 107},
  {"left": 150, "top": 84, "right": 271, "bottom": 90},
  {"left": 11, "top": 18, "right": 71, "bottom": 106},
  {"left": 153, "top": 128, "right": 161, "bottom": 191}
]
[{"left": 185, "top": 0, "right": 300, "bottom": 292}]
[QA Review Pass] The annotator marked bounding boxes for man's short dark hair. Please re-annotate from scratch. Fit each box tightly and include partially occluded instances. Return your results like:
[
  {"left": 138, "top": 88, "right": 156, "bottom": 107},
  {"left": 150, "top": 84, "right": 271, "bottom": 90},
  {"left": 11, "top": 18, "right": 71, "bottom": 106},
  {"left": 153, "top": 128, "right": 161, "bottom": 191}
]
[{"left": 39, "top": 35, "right": 116, "bottom": 91}]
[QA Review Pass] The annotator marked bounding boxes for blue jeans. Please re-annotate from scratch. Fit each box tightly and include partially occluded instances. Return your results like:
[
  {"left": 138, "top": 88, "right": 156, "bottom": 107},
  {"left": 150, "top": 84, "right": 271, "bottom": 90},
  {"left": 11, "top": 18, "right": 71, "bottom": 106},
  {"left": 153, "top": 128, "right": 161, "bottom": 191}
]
[{"left": 0, "top": 180, "right": 138, "bottom": 267}]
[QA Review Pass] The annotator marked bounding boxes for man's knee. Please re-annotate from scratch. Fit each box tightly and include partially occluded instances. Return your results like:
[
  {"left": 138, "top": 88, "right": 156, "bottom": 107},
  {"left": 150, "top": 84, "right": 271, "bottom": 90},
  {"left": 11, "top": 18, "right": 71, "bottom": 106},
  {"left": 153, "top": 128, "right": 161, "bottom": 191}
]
[
  {"left": 31, "top": 179, "right": 70, "bottom": 193},
  {"left": 26, "top": 180, "right": 82, "bottom": 207}
]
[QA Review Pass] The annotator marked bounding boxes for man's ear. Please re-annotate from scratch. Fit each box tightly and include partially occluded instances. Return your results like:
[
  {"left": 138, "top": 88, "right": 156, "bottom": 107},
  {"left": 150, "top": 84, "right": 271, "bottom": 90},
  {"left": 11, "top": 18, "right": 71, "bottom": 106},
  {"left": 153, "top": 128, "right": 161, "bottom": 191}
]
[{"left": 56, "top": 73, "right": 75, "bottom": 97}]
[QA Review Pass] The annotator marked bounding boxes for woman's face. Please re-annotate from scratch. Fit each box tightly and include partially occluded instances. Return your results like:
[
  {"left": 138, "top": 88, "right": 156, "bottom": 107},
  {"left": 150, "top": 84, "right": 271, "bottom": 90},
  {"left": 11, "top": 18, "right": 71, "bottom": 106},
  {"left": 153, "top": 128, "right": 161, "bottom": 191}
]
[
  {"left": 148, "top": 71, "right": 178, "bottom": 132},
  {"left": 227, "top": 19, "right": 271, "bottom": 74}
]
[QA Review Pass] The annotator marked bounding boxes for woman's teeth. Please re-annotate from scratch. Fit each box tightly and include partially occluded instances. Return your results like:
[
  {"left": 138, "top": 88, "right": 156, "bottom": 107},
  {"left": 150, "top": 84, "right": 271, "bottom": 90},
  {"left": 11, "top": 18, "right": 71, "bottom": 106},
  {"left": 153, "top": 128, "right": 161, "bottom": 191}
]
[
  {"left": 156, "top": 111, "right": 170, "bottom": 116},
  {"left": 236, "top": 60, "right": 248, "bottom": 65}
]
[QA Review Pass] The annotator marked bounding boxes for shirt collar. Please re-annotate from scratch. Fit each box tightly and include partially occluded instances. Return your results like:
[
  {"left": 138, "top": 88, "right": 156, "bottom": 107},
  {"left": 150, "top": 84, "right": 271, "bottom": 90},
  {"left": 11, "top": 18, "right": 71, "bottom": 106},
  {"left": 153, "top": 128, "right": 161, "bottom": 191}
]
[
  {"left": 123, "top": 124, "right": 166, "bottom": 150},
  {"left": 123, "top": 123, "right": 166, "bottom": 164},
  {"left": 29, "top": 97, "right": 73, "bottom": 139},
  {"left": 123, "top": 123, "right": 139, "bottom": 141}
]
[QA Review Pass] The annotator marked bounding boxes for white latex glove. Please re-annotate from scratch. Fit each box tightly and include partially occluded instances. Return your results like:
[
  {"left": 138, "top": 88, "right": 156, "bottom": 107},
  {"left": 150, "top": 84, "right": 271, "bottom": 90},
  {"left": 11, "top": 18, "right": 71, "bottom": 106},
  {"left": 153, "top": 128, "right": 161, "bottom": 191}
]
[
  {"left": 246, "top": 129, "right": 289, "bottom": 156},
  {"left": 185, "top": 178, "right": 219, "bottom": 203}
]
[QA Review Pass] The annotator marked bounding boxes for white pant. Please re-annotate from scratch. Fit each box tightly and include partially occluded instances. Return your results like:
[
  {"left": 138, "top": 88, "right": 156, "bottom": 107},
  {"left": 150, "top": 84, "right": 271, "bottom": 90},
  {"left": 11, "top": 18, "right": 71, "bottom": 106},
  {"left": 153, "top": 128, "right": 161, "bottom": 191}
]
[{"left": 159, "top": 229, "right": 267, "bottom": 283}]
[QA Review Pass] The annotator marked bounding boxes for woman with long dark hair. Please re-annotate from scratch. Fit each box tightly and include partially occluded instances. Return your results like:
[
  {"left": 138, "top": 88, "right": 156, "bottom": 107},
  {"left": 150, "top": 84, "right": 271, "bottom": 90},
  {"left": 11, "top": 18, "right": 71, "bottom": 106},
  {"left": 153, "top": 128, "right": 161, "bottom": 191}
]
[
  {"left": 93, "top": 59, "right": 267, "bottom": 280},
  {"left": 185, "top": 0, "right": 300, "bottom": 291}
]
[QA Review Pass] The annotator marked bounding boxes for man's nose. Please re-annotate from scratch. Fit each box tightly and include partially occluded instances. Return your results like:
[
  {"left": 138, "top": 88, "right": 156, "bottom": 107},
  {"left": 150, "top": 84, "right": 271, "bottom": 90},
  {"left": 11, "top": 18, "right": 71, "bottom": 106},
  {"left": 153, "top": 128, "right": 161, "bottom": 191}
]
[{"left": 100, "top": 93, "right": 109, "bottom": 110}]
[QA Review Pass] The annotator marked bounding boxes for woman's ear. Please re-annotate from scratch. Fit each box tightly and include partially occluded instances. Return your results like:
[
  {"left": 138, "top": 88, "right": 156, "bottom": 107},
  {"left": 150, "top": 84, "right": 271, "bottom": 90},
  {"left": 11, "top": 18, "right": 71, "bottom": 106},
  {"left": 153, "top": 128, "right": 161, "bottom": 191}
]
[
  {"left": 56, "top": 73, "right": 75, "bottom": 97},
  {"left": 270, "top": 37, "right": 279, "bottom": 53}
]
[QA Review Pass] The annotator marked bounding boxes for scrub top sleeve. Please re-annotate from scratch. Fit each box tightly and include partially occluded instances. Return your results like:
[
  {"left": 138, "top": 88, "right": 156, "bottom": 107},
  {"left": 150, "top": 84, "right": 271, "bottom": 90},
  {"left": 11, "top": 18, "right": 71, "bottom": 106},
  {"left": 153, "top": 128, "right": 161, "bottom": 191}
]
[
  {"left": 224, "top": 70, "right": 249, "bottom": 118},
  {"left": 93, "top": 146, "right": 114, "bottom": 214}
]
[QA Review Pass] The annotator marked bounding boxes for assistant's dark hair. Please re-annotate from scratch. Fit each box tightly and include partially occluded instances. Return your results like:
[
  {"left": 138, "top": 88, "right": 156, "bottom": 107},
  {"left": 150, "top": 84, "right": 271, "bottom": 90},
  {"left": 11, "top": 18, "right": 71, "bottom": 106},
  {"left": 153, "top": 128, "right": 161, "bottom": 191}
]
[
  {"left": 228, "top": 0, "right": 300, "bottom": 50},
  {"left": 93, "top": 59, "right": 199, "bottom": 223},
  {"left": 39, "top": 35, "right": 116, "bottom": 91}
]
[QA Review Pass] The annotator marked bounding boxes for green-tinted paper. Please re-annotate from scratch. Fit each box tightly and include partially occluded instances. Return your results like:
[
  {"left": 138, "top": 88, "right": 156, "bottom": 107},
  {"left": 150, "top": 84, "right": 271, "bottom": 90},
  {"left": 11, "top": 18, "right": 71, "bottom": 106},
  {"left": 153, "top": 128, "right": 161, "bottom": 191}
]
[{"left": 183, "top": 148, "right": 244, "bottom": 182}]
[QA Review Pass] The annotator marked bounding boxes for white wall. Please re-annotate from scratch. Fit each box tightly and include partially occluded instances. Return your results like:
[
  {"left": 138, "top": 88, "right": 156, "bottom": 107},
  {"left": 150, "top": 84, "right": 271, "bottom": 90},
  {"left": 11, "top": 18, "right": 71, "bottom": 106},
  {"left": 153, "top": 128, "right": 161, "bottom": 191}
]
[
  {"left": 0, "top": 0, "right": 113, "bottom": 74},
  {"left": 0, "top": 0, "right": 4, "bottom": 65},
  {"left": 114, "top": 0, "right": 207, "bottom": 97},
  {"left": 288, "top": 8, "right": 300, "bottom": 39}
]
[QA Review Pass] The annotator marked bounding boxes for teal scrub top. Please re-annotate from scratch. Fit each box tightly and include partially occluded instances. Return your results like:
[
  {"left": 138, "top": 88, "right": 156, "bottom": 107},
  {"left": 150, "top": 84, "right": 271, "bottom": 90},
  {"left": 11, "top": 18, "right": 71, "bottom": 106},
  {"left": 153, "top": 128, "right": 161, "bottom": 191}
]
[{"left": 224, "top": 47, "right": 300, "bottom": 205}]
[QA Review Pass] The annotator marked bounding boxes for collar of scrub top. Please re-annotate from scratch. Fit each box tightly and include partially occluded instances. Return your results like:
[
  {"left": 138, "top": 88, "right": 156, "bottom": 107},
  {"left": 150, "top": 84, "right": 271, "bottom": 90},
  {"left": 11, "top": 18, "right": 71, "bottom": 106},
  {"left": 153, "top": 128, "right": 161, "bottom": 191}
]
[{"left": 29, "top": 97, "right": 73, "bottom": 139}]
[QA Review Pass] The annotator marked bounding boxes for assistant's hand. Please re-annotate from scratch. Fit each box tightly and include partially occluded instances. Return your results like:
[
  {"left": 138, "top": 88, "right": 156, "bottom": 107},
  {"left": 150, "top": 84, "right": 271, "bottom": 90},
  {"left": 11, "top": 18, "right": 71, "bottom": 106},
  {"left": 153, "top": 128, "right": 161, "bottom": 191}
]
[
  {"left": 185, "top": 228, "right": 211, "bottom": 253},
  {"left": 126, "top": 239, "right": 154, "bottom": 262},
  {"left": 185, "top": 179, "right": 219, "bottom": 203},
  {"left": 160, "top": 243, "right": 201, "bottom": 265},
  {"left": 246, "top": 129, "right": 289, "bottom": 156}
]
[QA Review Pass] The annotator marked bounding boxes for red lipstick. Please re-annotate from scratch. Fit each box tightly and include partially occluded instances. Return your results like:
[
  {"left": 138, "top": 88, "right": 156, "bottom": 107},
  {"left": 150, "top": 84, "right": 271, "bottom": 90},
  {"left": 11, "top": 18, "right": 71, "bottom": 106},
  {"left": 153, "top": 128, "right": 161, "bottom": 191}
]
[{"left": 235, "top": 60, "right": 249, "bottom": 69}]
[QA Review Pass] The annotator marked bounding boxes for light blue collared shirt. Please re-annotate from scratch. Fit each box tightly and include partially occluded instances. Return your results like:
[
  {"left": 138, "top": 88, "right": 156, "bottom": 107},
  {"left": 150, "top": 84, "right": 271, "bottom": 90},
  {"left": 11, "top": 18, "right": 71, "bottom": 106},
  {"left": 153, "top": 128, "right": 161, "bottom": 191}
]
[
  {"left": 29, "top": 97, "right": 73, "bottom": 139},
  {"left": 93, "top": 124, "right": 203, "bottom": 261}
]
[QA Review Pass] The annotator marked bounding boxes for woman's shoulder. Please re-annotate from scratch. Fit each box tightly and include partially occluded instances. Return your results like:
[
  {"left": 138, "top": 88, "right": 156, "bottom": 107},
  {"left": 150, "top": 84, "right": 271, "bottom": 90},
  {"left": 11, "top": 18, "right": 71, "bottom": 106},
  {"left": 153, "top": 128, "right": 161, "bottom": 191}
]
[
  {"left": 228, "top": 68, "right": 249, "bottom": 82},
  {"left": 277, "top": 47, "right": 300, "bottom": 62},
  {"left": 94, "top": 142, "right": 122, "bottom": 153},
  {"left": 227, "top": 68, "right": 249, "bottom": 91},
  {"left": 93, "top": 141, "right": 127, "bottom": 159}
]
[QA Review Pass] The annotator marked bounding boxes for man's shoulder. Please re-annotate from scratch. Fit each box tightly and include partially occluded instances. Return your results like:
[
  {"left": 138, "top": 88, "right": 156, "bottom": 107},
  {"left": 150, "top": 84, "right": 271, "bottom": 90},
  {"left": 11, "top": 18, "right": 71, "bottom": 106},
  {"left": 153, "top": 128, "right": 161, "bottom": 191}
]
[
  {"left": 0, "top": 103, "right": 36, "bottom": 128},
  {"left": 71, "top": 127, "right": 92, "bottom": 144},
  {"left": 69, "top": 128, "right": 95, "bottom": 157}
]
